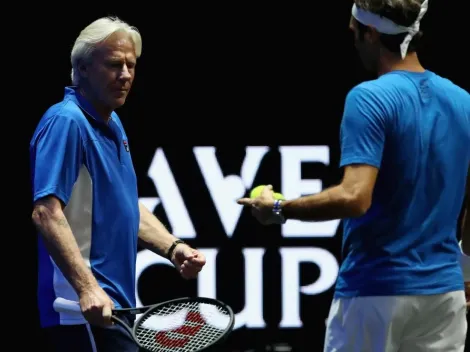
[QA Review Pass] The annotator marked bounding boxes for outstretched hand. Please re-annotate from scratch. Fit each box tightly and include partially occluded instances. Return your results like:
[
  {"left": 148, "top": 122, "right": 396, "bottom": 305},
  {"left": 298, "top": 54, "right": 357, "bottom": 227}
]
[{"left": 237, "top": 185, "right": 279, "bottom": 225}]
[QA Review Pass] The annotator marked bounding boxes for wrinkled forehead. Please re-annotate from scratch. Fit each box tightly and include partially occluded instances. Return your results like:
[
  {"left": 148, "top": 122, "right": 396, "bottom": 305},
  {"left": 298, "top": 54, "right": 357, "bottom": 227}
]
[{"left": 93, "top": 32, "right": 137, "bottom": 60}]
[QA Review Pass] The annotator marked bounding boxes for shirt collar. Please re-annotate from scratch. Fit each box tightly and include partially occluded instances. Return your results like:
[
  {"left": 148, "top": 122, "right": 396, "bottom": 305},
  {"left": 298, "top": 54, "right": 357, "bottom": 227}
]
[{"left": 64, "top": 86, "right": 111, "bottom": 123}]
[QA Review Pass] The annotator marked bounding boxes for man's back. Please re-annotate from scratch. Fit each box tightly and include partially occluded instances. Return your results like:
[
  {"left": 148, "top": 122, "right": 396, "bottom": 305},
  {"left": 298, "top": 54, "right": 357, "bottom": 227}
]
[{"left": 336, "top": 70, "right": 470, "bottom": 297}]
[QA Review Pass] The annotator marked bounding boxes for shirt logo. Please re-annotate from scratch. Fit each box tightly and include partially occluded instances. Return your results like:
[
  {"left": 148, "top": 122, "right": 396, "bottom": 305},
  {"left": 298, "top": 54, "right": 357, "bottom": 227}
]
[{"left": 123, "top": 140, "right": 130, "bottom": 152}]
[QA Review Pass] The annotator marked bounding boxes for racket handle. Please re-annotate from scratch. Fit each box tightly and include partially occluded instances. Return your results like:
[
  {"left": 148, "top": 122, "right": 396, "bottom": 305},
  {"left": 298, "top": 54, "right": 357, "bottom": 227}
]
[{"left": 53, "top": 297, "right": 82, "bottom": 314}]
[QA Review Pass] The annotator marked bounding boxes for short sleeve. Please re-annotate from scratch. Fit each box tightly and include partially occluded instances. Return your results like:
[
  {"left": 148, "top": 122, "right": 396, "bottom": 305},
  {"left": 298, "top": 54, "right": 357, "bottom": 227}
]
[
  {"left": 339, "top": 86, "right": 387, "bottom": 169},
  {"left": 30, "top": 115, "right": 83, "bottom": 205}
]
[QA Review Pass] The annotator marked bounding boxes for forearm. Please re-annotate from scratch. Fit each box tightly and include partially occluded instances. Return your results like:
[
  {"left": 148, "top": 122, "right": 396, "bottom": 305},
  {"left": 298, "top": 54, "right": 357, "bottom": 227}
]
[
  {"left": 282, "top": 185, "right": 367, "bottom": 221},
  {"left": 32, "top": 205, "right": 98, "bottom": 294},
  {"left": 138, "top": 202, "right": 179, "bottom": 258}
]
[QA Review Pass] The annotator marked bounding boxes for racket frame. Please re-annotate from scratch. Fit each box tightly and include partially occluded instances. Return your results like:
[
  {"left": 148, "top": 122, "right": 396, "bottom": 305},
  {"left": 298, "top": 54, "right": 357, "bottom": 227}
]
[
  {"left": 54, "top": 296, "right": 235, "bottom": 352},
  {"left": 128, "top": 296, "right": 235, "bottom": 351}
]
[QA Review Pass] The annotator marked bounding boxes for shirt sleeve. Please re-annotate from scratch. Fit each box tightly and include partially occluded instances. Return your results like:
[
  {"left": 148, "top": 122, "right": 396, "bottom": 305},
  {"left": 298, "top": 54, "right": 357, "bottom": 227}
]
[
  {"left": 339, "top": 86, "right": 388, "bottom": 169},
  {"left": 30, "top": 115, "right": 84, "bottom": 205}
]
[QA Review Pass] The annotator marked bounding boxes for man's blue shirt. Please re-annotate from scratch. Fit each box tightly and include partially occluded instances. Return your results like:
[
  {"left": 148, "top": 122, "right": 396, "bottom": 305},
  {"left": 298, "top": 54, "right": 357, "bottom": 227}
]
[
  {"left": 30, "top": 87, "right": 140, "bottom": 327},
  {"left": 336, "top": 70, "right": 470, "bottom": 297}
]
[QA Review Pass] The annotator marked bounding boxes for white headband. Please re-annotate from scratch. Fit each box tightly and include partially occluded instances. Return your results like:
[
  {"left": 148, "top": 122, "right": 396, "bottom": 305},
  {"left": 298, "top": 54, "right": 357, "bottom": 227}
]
[{"left": 351, "top": 0, "right": 429, "bottom": 59}]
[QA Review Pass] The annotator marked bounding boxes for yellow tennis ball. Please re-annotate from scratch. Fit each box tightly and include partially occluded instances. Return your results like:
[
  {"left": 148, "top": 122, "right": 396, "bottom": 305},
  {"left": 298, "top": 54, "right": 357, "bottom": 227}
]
[
  {"left": 250, "top": 185, "right": 285, "bottom": 200},
  {"left": 250, "top": 185, "right": 266, "bottom": 199}
]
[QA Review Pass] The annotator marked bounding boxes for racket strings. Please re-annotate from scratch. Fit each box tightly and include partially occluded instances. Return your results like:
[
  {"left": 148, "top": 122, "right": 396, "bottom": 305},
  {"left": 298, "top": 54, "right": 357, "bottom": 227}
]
[{"left": 135, "top": 301, "right": 231, "bottom": 352}]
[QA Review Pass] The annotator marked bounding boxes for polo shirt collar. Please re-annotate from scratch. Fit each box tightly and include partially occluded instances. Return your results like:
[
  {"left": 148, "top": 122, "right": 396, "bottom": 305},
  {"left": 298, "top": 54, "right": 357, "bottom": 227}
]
[{"left": 64, "top": 86, "right": 109, "bottom": 123}]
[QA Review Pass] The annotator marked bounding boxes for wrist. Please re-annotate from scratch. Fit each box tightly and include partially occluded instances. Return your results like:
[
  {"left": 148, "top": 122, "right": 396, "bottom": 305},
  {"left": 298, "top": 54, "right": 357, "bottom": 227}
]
[
  {"left": 273, "top": 199, "right": 286, "bottom": 224},
  {"left": 75, "top": 279, "right": 101, "bottom": 296},
  {"left": 166, "top": 239, "right": 185, "bottom": 261}
]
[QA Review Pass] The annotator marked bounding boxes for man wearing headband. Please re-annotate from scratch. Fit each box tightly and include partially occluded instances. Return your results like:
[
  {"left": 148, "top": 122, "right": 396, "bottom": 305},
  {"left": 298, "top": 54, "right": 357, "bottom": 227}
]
[
  {"left": 237, "top": 0, "right": 470, "bottom": 350},
  {"left": 323, "top": 1, "right": 470, "bottom": 349}
]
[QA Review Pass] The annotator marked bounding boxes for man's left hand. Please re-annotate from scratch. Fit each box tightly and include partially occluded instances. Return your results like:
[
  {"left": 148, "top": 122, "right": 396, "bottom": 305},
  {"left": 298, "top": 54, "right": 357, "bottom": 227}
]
[
  {"left": 171, "top": 244, "right": 206, "bottom": 279},
  {"left": 237, "top": 185, "right": 278, "bottom": 225}
]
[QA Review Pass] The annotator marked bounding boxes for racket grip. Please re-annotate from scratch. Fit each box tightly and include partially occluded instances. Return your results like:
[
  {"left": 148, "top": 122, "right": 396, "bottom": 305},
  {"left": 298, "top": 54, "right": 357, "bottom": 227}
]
[{"left": 53, "top": 297, "right": 82, "bottom": 314}]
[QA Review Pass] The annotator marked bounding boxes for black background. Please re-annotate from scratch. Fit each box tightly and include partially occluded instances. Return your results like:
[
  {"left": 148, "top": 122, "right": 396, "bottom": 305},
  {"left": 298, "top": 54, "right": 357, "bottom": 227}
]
[{"left": 11, "top": 1, "right": 468, "bottom": 351}]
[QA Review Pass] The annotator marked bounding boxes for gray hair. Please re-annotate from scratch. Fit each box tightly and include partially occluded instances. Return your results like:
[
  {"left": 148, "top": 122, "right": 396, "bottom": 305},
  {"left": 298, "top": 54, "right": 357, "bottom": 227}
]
[{"left": 70, "top": 16, "right": 142, "bottom": 85}]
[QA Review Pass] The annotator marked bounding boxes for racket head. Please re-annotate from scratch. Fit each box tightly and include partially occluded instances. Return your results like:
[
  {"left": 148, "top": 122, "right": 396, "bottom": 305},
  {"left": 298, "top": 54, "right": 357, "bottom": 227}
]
[{"left": 132, "top": 297, "right": 235, "bottom": 352}]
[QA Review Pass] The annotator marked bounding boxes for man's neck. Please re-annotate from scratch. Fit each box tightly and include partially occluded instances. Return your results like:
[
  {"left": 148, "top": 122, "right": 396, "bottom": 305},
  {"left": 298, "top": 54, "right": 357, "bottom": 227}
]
[
  {"left": 377, "top": 52, "right": 425, "bottom": 77},
  {"left": 78, "top": 87, "right": 112, "bottom": 123}
]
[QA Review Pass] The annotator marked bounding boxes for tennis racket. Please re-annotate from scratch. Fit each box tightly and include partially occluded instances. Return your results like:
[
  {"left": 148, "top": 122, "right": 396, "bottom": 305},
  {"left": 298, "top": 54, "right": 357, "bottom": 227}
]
[{"left": 53, "top": 296, "right": 235, "bottom": 352}]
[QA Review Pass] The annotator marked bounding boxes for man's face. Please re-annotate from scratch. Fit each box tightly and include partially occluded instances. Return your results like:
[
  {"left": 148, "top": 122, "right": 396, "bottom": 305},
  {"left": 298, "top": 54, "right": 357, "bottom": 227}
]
[
  {"left": 349, "top": 16, "right": 380, "bottom": 72},
  {"left": 80, "top": 31, "right": 136, "bottom": 111}
]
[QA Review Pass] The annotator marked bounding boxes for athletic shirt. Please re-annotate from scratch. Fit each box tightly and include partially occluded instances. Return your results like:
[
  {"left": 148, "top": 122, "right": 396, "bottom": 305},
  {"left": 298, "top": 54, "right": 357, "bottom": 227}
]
[
  {"left": 335, "top": 70, "right": 470, "bottom": 297},
  {"left": 30, "top": 87, "right": 140, "bottom": 327}
]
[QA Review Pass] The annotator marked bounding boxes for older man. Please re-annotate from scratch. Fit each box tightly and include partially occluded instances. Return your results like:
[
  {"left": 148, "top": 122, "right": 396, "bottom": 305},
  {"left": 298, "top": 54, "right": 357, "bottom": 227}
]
[{"left": 30, "top": 17, "right": 206, "bottom": 352}]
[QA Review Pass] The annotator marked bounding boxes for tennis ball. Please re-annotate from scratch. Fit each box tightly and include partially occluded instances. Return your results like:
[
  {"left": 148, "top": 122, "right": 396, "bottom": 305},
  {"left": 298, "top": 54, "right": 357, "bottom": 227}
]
[
  {"left": 250, "top": 185, "right": 267, "bottom": 199},
  {"left": 249, "top": 185, "right": 285, "bottom": 200}
]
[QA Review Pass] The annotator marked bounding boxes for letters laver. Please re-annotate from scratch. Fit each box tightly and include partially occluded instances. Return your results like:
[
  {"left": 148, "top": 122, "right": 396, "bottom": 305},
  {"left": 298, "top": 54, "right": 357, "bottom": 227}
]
[{"left": 137, "top": 146, "right": 340, "bottom": 330}]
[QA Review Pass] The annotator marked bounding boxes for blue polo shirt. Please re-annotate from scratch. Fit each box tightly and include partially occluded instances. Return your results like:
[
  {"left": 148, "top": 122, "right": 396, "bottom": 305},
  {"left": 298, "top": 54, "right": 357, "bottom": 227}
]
[
  {"left": 30, "top": 87, "right": 140, "bottom": 327},
  {"left": 335, "top": 70, "right": 470, "bottom": 298}
]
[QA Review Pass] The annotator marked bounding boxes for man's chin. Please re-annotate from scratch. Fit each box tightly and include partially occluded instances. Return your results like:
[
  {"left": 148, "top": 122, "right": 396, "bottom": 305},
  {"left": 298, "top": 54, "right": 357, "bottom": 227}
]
[{"left": 111, "top": 97, "right": 127, "bottom": 110}]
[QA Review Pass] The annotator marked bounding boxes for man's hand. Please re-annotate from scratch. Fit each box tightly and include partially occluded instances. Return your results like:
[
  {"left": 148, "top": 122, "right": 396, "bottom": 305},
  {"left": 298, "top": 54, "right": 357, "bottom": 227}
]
[
  {"left": 237, "top": 185, "right": 278, "bottom": 225},
  {"left": 171, "top": 244, "right": 206, "bottom": 279},
  {"left": 79, "top": 286, "right": 115, "bottom": 327}
]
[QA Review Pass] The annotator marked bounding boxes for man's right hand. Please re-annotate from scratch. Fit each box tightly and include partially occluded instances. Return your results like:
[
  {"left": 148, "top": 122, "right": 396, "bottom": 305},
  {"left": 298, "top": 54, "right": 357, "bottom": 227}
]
[{"left": 79, "top": 286, "right": 115, "bottom": 327}]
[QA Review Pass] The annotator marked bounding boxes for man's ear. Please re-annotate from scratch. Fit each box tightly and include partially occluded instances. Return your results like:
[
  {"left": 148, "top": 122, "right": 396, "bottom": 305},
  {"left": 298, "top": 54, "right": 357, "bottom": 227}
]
[{"left": 78, "top": 61, "right": 89, "bottom": 79}]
